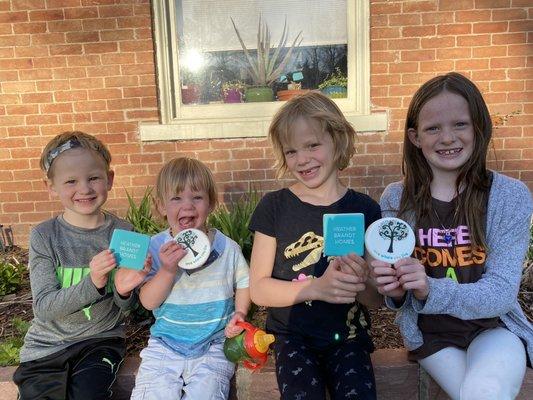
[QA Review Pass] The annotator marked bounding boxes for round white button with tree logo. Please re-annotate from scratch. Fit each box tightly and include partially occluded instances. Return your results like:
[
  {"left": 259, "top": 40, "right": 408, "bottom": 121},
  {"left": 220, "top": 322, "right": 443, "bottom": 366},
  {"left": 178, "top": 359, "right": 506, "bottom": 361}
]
[
  {"left": 365, "top": 217, "right": 415, "bottom": 263},
  {"left": 174, "top": 228, "right": 210, "bottom": 269}
]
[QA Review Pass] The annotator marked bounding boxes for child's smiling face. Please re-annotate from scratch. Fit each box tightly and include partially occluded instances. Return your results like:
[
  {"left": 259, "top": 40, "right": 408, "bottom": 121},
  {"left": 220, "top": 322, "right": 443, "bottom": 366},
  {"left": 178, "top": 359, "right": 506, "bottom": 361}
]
[
  {"left": 158, "top": 183, "right": 212, "bottom": 236},
  {"left": 47, "top": 147, "right": 113, "bottom": 226}
]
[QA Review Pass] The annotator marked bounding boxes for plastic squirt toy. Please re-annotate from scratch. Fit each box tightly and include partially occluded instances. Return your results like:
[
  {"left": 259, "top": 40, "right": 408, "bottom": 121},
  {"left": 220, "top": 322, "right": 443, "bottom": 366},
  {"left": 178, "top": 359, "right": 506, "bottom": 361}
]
[{"left": 223, "top": 321, "right": 275, "bottom": 371}]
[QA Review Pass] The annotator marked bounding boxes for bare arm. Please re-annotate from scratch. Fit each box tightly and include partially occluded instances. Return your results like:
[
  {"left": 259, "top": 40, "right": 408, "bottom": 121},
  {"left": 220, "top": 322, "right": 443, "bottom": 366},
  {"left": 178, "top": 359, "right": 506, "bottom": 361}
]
[
  {"left": 139, "top": 241, "right": 186, "bottom": 310},
  {"left": 250, "top": 232, "right": 365, "bottom": 307}
]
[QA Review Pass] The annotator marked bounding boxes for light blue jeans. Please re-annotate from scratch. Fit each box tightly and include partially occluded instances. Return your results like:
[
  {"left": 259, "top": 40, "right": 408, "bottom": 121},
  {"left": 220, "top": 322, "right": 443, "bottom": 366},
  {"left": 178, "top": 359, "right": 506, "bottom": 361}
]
[{"left": 130, "top": 337, "right": 235, "bottom": 400}]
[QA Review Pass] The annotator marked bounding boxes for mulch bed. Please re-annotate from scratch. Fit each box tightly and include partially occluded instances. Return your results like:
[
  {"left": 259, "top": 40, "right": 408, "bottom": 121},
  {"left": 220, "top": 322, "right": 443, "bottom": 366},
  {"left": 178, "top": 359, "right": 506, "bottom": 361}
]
[{"left": 1, "top": 246, "right": 531, "bottom": 358}]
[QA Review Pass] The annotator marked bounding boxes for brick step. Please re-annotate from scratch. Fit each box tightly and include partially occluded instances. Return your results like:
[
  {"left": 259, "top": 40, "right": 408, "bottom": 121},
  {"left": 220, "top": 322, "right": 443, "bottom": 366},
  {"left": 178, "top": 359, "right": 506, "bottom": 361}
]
[{"left": 1, "top": 349, "right": 532, "bottom": 400}]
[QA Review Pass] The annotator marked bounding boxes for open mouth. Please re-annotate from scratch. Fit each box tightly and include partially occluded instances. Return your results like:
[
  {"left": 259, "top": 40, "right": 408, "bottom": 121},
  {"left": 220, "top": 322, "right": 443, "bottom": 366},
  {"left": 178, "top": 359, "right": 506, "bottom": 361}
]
[
  {"left": 75, "top": 197, "right": 96, "bottom": 203},
  {"left": 436, "top": 148, "right": 462, "bottom": 156},
  {"left": 299, "top": 166, "right": 319, "bottom": 177},
  {"left": 178, "top": 216, "right": 196, "bottom": 228}
]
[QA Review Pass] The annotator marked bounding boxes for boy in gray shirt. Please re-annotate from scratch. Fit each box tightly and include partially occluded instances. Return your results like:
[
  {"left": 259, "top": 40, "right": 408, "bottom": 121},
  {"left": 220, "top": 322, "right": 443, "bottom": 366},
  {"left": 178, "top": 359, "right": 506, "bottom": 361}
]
[{"left": 13, "top": 131, "right": 150, "bottom": 400}]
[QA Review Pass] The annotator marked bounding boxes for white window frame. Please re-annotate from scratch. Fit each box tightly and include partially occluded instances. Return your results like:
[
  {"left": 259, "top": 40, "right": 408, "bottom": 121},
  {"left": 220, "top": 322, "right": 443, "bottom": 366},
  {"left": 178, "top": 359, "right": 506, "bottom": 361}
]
[{"left": 141, "top": 0, "right": 387, "bottom": 141}]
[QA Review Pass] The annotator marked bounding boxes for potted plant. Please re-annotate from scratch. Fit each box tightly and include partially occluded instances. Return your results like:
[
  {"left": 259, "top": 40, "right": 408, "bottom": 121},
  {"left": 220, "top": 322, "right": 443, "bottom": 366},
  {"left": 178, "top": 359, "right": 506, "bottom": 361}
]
[
  {"left": 222, "top": 80, "right": 246, "bottom": 103},
  {"left": 276, "top": 70, "right": 309, "bottom": 101},
  {"left": 318, "top": 67, "right": 348, "bottom": 98},
  {"left": 231, "top": 16, "right": 302, "bottom": 102},
  {"left": 180, "top": 69, "right": 202, "bottom": 104}
]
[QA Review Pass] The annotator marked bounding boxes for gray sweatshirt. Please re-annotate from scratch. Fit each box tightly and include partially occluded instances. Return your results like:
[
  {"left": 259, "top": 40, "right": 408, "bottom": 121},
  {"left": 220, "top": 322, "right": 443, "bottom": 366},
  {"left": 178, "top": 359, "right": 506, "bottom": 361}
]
[
  {"left": 20, "top": 213, "right": 135, "bottom": 362},
  {"left": 381, "top": 171, "right": 533, "bottom": 363}
]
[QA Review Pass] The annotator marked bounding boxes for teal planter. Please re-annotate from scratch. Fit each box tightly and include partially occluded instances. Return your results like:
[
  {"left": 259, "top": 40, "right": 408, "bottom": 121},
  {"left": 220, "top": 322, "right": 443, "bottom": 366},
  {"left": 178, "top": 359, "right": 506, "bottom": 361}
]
[
  {"left": 245, "top": 87, "right": 274, "bottom": 102},
  {"left": 321, "top": 85, "right": 347, "bottom": 99}
]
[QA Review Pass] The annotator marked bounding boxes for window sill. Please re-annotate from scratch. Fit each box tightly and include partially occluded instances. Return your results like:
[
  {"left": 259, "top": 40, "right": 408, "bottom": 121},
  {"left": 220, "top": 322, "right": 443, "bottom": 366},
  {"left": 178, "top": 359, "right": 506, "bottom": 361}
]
[{"left": 139, "top": 112, "right": 388, "bottom": 141}]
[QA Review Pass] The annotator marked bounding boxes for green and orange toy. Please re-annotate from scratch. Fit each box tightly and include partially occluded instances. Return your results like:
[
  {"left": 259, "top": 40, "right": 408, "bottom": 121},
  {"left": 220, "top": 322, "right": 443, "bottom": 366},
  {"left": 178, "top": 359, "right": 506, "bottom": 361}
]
[{"left": 223, "top": 321, "right": 275, "bottom": 371}]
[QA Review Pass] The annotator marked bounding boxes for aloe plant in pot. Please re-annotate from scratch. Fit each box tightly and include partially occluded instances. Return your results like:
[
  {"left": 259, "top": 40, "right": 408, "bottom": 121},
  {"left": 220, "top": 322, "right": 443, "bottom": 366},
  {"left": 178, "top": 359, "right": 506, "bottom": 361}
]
[{"left": 231, "top": 15, "right": 302, "bottom": 102}]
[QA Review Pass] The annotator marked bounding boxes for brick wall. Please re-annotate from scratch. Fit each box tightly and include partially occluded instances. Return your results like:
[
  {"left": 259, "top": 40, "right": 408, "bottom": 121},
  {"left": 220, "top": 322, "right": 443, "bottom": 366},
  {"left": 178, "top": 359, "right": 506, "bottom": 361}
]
[{"left": 0, "top": 0, "right": 531, "bottom": 246}]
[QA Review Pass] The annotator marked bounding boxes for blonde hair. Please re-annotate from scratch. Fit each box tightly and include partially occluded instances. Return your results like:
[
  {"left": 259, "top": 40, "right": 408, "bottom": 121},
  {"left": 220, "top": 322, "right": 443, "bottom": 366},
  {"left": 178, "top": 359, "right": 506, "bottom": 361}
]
[
  {"left": 155, "top": 157, "right": 218, "bottom": 209},
  {"left": 40, "top": 131, "right": 112, "bottom": 178},
  {"left": 268, "top": 91, "right": 356, "bottom": 178}
]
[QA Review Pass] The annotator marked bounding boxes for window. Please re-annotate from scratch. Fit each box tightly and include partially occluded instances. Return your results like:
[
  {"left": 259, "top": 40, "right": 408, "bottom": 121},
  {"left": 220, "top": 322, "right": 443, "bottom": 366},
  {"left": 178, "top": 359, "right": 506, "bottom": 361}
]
[{"left": 141, "top": 0, "right": 386, "bottom": 141}]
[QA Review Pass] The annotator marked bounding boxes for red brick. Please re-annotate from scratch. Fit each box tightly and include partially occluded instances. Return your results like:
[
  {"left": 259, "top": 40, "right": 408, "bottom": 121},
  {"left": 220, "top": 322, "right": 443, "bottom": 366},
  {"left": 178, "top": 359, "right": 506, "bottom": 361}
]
[
  {"left": 0, "top": 10, "right": 28, "bottom": 23},
  {"left": 13, "top": 22, "right": 47, "bottom": 34},
  {"left": 473, "top": 45, "right": 507, "bottom": 57},
  {"left": 492, "top": 8, "right": 527, "bottom": 21},
  {"left": 6, "top": 104, "right": 39, "bottom": 115},
  {"left": 389, "top": 13, "right": 421, "bottom": 26},
  {"left": 455, "top": 59, "right": 489, "bottom": 70},
  {"left": 71, "top": 78, "right": 104, "bottom": 90},
  {"left": 66, "top": 32, "right": 99, "bottom": 43},
  {"left": 19, "top": 69, "right": 54, "bottom": 80},
  {"left": 33, "top": 56, "right": 67, "bottom": 68},
  {"left": 64, "top": 7, "right": 97, "bottom": 19},
  {"left": 92, "top": 111, "right": 124, "bottom": 122},
  {"left": 117, "top": 16, "right": 151, "bottom": 29},
  {"left": 386, "top": 38, "right": 418, "bottom": 51},
  {"left": 50, "top": 44, "right": 83, "bottom": 55},
  {"left": 402, "top": 1, "right": 437, "bottom": 12},
  {"left": 372, "top": 27, "right": 401, "bottom": 39},
  {"left": 491, "top": 32, "right": 526, "bottom": 44},
  {"left": 508, "top": 20, "right": 533, "bottom": 32},
  {"left": 371, "top": 2, "right": 402, "bottom": 14},
  {"left": 105, "top": 75, "right": 139, "bottom": 87},
  {"left": 475, "top": 0, "right": 511, "bottom": 8},
  {"left": 455, "top": 10, "right": 491, "bottom": 22},
  {"left": 508, "top": 44, "right": 532, "bottom": 56},
  {"left": 473, "top": 22, "right": 509, "bottom": 33},
  {"left": 82, "top": 18, "right": 117, "bottom": 31},
  {"left": 490, "top": 57, "right": 526, "bottom": 68},
  {"left": 41, "top": 103, "right": 73, "bottom": 113},
  {"left": 3, "top": 82, "right": 36, "bottom": 94},
  {"left": 421, "top": 36, "right": 455, "bottom": 48},
  {"left": 87, "top": 65, "right": 121, "bottom": 77},
  {"left": 401, "top": 49, "right": 435, "bottom": 62},
  {"left": 420, "top": 11, "right": 453, "bottom": 24},
  {"left": 437, "top": 23, "right": 472, "bottom": 35},
  {"left": 15, "top": 45, "right": 49, "bottom": 57},
  {"left": 439, "top": 0, "right": 474, "bottom": 10},
  {"left": 54, "top": 90, "right": 88, "bottom": 102},
  {"left": 28, "top": 9, "right": 63, "bottom": 21},
  {"left": 84, "top": 42, "right": 118, "bottom": 54},
  {"left": 48, "top": 20, "right": 82, "bottom": 33},
  {"left": 87, "top": 88, "right": 122, "bottom": 100},
  {"left": 101, "top": 53, "right": 136, "bottom": 65},
  {"left": 100, "top": 29, "right": 135, "bottom": 41},
  {"left": 457, "top": 35, "right": 491, "bottom": 46}
]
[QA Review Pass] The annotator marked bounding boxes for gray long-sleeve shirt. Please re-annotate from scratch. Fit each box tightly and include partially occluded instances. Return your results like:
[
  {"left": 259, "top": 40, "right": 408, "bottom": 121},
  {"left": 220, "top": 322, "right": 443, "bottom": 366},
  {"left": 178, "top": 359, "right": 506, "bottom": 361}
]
[
  {"left": 19, "top": 213, "right": 136, "bottom": 362},
  {"left": 381, "top": 171, "right": 533, "bottom": 363}
]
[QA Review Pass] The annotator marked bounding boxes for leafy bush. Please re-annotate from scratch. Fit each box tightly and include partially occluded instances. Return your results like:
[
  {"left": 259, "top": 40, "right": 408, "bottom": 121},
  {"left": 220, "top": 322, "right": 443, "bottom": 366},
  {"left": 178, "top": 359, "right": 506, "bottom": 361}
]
[
  {"left": 208, "top": 189, "right": 260, "bottom": 262},
  {"left": 0, "top": 317, "right": 29, "bottom": 366},
  {"left": 125, "top": 187, "right": 167, "bottom": 235},
  {"left": 318, "top": 67, "right": 348, "bottom": 90},
  {"left": 0, "top": 258, "right": 25, "bottom": 297}
]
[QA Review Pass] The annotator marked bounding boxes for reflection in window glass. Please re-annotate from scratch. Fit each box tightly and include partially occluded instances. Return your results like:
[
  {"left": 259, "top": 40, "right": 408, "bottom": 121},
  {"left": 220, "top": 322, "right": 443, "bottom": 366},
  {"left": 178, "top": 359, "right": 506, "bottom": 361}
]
[{"left": 176, "top": 0, "right": 348, "bottom": 104}]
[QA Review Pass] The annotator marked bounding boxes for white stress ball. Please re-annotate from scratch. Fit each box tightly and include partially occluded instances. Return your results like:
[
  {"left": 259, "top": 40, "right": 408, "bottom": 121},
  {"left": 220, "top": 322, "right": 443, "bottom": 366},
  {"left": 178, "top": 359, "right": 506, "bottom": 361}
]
[
  {"left": 365, "top": 217, "right": 415, "bottom": 264},
  {"left": 174, "top": 228, "right": 210, "bottom": 270}
]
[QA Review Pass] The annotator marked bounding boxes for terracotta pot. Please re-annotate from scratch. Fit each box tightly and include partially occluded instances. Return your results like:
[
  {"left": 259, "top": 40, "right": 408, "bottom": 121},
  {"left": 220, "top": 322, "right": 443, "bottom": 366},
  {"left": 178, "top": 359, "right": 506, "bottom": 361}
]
[
  {"left": 181, "top": 84, "right": 200, "bottom": 104},
  {"left": 276, "top": 89, "right": 309, "bottom": 101}
]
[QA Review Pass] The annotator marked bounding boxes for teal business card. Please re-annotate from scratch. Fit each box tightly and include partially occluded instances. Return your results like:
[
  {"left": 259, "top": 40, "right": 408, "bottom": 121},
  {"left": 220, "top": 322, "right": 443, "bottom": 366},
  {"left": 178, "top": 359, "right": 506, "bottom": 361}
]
[
  {"left": 109, "top": 229, "right": 150, "bottom": 270},
  {"left": 323, "top": 213, "right": 365, "bottom": 256}
]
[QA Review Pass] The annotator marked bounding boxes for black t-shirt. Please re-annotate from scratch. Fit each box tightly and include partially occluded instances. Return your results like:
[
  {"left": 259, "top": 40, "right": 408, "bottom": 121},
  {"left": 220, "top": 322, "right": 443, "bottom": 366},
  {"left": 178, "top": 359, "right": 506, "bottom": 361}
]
[
  {"left": 409, "top": 196, "right": 499, "bottom": 361},
  {"left": 249, "top": 188, "right": 381, "bottom": 350}
]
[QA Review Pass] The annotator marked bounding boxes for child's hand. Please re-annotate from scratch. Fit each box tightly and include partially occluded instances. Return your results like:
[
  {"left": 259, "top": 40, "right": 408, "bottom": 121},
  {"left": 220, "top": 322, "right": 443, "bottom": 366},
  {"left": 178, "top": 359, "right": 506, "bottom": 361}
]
[
  {"left": 394, "top": 257, "right": 429, "bottom": 300},
  {"left": 337, "top": 254, "right": 369, "bottom": 281},
  {"left": 225, "top": 311, "right": 246, "bottom": 338},
  {"left": 371, "top": 259, "right": 406, "bottom": 301},
  {"left": 89, "top": 249, "right": 117, "bottom": 289},
  {"left": 114, "top": 254, "right": 152, "bottom": 297},
  {"left": 312, "top": 258, "right": 366, "bottom": 304},
  {"left": 159, "top": 240, "right": 187, "bottom": 273}
]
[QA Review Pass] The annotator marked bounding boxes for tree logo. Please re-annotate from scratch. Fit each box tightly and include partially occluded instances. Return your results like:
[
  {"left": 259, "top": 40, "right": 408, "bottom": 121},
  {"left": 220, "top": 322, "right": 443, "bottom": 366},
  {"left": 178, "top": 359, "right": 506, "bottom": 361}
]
[
  {"left": 378, "top": 219, "right": 409, "bottom": 253},
  {"left": 176, "top": 229, "right": 199, "bottom": 257}
]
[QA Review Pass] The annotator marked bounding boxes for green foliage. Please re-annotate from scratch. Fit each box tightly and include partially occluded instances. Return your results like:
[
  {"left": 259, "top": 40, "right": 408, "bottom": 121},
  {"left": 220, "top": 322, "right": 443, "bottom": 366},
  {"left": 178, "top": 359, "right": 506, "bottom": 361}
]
[
  {"left": 0, "top": 317, "right": 29, "bottom": 366},
  {"left": 0, "top": 258, "right": 25, "bottom": 297},
  {"left": 125, "top": 187, "right": 167, "bottom": 235},
  {"left": 231, "top": 16, "right": 302, "bottom": 87},
  {"left": 318, "top": 67, "right": 348, "bottom": 90},
  {"left": 208, "top": 189, "right": 260, "bottom": 261}
]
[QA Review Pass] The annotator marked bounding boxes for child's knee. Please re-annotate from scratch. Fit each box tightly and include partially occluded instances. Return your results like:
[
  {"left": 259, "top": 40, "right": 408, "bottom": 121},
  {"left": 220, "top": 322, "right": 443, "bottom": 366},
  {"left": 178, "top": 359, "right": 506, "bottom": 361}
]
[{"left": 461, "top": 379, "right": 518, "bottom": 400}]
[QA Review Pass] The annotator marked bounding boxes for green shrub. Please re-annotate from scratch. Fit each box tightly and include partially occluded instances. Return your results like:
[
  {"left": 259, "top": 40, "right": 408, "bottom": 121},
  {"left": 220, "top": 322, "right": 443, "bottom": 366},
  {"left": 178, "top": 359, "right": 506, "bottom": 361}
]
[
  {"left": 0, "top": 317, "right": 29, "bottom": 366},
  {"left": 125, "top": 187, "right": 167, "bottom": 235},
  {"left": 208, "top": 189, "right": 260, "bottom": 262},
  {"left": 0, "top": 258, "right": 25, "bottom": 297}
]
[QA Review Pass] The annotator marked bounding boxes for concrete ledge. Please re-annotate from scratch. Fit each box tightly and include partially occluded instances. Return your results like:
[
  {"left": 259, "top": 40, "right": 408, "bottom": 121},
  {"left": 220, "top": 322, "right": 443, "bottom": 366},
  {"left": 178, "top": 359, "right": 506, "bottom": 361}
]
[{"left": 1, "top": 349, "right": 532, "bottom": 400}]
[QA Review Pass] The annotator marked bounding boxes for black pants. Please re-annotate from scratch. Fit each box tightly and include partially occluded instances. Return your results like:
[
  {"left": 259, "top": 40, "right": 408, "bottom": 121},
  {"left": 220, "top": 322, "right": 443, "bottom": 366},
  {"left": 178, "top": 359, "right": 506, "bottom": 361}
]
[
  {"left": 13, "top": 337, "right": 125, "bottom": 400},
  {"left": 273, "top": 335, "right": 376, "bottom": 400}
]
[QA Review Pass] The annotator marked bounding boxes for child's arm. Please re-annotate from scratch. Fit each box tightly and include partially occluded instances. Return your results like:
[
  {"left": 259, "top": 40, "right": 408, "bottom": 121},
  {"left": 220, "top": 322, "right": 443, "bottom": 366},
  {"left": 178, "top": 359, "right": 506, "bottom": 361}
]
[
  {"left": 225, "top": 287, "right": 251, "bottom": 338},
  {"left": 250, "top": 232, "right": 364, "bottom": 307},
  {"left": 139, "top": 241, "right": 186, "bottom": 310},
  {"left": 30, "top": 230, "right": 107, "bottom": 321},
  {"left": 113, "top": 254, "right": 152, "bottom": 310}
]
